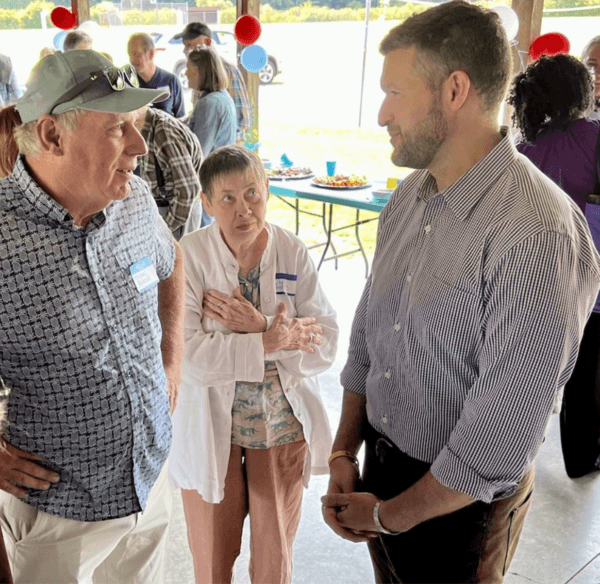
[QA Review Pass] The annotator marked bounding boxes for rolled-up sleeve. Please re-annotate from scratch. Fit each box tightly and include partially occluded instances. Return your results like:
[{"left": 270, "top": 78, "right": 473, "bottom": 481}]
[{"left": 431, "top": 231, "right": 600, "bottom": 502}]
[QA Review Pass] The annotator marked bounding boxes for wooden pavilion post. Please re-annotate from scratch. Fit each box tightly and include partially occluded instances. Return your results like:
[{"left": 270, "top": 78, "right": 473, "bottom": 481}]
[
  {"left": 237, "top": 0, "right": 260, "bottom": 144},
  {"left": 503, "top": 0, "right": 544, "bottom": 126},
  {"left": 72, "top": 0, "right": 90, "bottom": 26},
  {"left": 512, "top": 0, "right": 544, "bottom": 72}
]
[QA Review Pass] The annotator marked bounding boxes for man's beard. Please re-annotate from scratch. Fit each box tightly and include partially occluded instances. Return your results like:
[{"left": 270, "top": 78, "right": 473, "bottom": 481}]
[{"left": 390, "top": 95, "right": 448, "bottom": 169}]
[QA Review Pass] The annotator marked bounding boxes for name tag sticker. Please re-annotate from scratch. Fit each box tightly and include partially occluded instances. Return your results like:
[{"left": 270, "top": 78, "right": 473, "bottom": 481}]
[
  {"left": 275, "top": 272, "right": 297, "bottom": 296},
  {"left": 130, "top": 257, "right": 159, "bottom": 293}
]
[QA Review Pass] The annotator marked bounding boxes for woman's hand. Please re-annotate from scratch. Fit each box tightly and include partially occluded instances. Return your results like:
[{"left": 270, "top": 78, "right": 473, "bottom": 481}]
[
  {"left": 262, "top": 303, "right": 324, "bottom": 353},
  {"left": 203, "top": 287, "right": 267, "bottom": 333}
]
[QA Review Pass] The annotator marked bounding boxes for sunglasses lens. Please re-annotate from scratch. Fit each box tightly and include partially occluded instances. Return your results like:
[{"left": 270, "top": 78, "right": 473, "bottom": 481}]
[
  {"left": 104, "top": 67, "right": 125, "bottom": 91},
  {"left": 122, "top": 64, "right": 139, "bottom": 88}
]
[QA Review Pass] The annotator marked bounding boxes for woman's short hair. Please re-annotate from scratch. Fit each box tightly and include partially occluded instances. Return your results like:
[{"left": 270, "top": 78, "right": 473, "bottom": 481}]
[
  {"left": 507, "top": 54, "right": 594, "bottom": 144},
  {"left": 582, "top": 35, "right": 600, "bottom": 64},
  {"left": 187, "top": 47, "right": 229, "bottom": 93},
  {"left": 200, "top": 145, "right": 266, "bottom": 201},
  {"left": 379, "top": 0, "right": 511, "bottom": 115}
]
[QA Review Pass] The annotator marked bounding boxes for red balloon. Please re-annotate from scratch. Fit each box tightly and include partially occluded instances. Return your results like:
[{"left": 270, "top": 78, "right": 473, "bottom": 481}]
[
  {"left": 51, "top": 7, "right": 77, "bottom": 30},
  {"left": 234, "top": 15, "right": 261, "bottom": 46},
  {"left": 529, "top": 32, "right": 570, "bottom": 60}
]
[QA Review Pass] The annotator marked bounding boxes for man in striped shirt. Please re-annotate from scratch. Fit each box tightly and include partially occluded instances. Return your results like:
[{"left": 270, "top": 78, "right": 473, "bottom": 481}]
[{"left": 321, "top": 2, "right": 600, "bottom": 583}]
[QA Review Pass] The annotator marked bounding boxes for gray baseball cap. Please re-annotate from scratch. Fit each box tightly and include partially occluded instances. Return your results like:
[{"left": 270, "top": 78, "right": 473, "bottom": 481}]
[{"left": 16, "top": 50, "right": 169, "bottom": 124}]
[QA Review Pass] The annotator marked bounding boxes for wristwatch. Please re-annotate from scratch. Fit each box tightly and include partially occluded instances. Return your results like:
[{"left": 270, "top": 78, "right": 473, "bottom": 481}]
[{"left": 373, "top": 500, "right": 401, "bottom": 535}]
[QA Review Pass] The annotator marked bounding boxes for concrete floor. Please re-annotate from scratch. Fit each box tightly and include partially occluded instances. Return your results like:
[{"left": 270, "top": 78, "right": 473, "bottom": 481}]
[{"left": 165, "top": 255, "right": 600, "bottom": 584}]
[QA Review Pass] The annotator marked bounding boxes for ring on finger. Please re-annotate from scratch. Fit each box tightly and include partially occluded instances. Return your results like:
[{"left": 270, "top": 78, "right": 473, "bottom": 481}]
[{"left": 218, "top": 301, "right": 223, "bottom": 308}]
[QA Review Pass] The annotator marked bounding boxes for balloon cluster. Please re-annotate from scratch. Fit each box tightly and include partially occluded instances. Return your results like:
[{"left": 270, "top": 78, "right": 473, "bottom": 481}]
[{"left": 235, "top": 15, "right": 268, "bottom": 74}]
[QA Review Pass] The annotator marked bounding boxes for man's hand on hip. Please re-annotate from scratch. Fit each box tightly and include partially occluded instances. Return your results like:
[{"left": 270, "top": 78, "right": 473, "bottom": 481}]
[{"left": 0, "top": 438, "right": 59, "bottom": 498}]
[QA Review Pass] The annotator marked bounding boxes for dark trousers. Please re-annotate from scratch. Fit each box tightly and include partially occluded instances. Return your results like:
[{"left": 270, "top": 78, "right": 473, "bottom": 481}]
[
  {"left": 560, "top": 311, "right": 600, "bottom": 478},
  {"left": 361, "top": 424, "right": 534, "bottom": 584}
]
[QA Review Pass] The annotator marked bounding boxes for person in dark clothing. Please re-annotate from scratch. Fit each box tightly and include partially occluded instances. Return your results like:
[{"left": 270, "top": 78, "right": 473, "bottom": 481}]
[
  {"left": 128, "top": 32, "right": 185, "bottom": 119},
  {"left": 508, "top": 53, "right": 600, "bottom": 479}
]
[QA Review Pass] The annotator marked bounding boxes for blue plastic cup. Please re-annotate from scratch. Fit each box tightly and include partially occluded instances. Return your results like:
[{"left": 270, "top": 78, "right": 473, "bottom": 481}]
[{"left": 326, "top": 161, "right": 337, "bottom": 176}]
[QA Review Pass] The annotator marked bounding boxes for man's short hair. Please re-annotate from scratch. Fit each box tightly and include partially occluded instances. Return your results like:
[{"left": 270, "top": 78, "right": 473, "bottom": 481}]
[
  {"left": 379, "top": 0, "right": 512, "bottom": 114},
  {"left": 582, "top": 35, "right": 600, "bottom": 64},
  {"left": 200, "top": 145, "right": 266, "bottom": 201},
  {"left": 63, "top": 30, "right": 93, "bottom": 51},
  {"left": 13, "top": 110, "right": 83, "bottom": 156},
  {"left": 187, "top": 47, "right": 228, "bottom": 93},
  {"left": 128, "top": 33, "right": 155, "bottom": 53}
]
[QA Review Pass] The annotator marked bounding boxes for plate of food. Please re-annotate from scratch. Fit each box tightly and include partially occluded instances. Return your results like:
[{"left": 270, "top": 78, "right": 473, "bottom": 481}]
[
  {"left": 266, "top": 167, "right": 314, "bottom": 180},
  {"left": 312, "top": 175, "right": 371, "bottom": 189}
]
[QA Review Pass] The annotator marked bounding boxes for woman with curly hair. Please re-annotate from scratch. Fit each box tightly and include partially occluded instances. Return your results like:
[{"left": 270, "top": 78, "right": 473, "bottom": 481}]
[
  {"left": 507, "top": 53, "right": 598, "bottom": 212},
  {"left": 508, "top": 53, "right": 600, "bottom": 480}
]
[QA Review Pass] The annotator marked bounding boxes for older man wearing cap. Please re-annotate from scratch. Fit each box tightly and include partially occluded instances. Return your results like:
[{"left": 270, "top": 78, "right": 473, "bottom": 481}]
[
  {"left": 0, "top": 50, "right": 184, "bottom": 583},
  {"left": 175, "top": 22, "right": 251, "bottom": 142}
]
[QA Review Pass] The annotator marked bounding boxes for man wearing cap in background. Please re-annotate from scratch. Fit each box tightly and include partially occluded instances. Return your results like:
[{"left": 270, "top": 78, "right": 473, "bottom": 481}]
[
  {"left": 0, "top": 50, "right": 184, "bottom": 583},
  {"left": 176, "top": 22, "right": 251, "bottom": 142},
  {"left": 128, "top": 32, "right": 185, "bottom": 119}
]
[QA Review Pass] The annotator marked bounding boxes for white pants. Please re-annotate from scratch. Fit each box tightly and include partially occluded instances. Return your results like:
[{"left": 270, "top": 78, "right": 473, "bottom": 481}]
[{"left": 0, "top": 466, "right": 172, "bottom": 584}]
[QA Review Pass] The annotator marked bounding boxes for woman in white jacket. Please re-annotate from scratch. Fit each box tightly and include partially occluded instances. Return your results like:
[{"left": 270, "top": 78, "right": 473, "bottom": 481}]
[{"left": 169, "top": 145, "right": 338, "bottom": 584}]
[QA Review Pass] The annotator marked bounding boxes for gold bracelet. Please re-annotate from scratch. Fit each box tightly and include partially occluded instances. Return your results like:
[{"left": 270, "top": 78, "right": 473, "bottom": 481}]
[{"left": 328, "top": 450, "right": 359, "bottom": 466}]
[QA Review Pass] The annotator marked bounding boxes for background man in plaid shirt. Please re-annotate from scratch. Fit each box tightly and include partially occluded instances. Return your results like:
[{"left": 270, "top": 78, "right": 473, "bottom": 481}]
[{"left": 135, "top": 105, "right": 206, "bottom": 239}]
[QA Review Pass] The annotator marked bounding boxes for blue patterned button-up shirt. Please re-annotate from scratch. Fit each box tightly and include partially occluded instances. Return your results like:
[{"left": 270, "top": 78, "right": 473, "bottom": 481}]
[{"left": 0, "top": 157, "right": 175, "bottom": 521}]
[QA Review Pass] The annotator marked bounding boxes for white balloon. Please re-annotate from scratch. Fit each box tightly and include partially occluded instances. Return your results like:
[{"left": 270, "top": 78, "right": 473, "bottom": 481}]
[{"left": 492, "top": 5, "right": 519, "bottom": 41}]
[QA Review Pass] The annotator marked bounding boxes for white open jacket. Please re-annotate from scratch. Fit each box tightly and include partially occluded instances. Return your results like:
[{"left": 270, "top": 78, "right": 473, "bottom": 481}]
[{"left": 168, "top": 221, "right": 338, "bottom": 503}]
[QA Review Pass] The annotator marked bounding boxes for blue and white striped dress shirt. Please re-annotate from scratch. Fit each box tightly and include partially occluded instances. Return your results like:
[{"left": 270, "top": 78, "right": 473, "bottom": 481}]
[{"left": 341, "top": 130, "right": 600, "bottom": 503}]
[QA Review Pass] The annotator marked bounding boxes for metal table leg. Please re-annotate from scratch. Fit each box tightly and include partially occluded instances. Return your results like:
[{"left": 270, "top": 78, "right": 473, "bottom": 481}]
[{"left": 318, "top": 204, "right": 334, "bottom": 271}]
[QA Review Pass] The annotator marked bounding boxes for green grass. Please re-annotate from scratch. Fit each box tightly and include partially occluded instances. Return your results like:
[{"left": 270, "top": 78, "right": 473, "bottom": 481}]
[
  {"left": 261, "top": 121, "right": 413, "bottom": 258},
  {"left": 189, "top": 94, "right": 411, "bottom": 259}
]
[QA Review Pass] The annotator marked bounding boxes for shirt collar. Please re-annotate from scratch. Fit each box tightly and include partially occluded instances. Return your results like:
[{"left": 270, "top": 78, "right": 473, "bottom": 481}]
[
  {"left": 416, "top": 127, "right": 517, "bottom": 221},
  {"left": 13, "top": 156, "right": 106, "bottom": 232}
]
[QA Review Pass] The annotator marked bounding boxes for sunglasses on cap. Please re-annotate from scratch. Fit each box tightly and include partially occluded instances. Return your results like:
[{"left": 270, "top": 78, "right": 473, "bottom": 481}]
[
  {"left": 0, "top": 376, "right": 10, "bottom": 401},
  {"left": 49, "top": 63, "right": 139, "bottom": 115}
]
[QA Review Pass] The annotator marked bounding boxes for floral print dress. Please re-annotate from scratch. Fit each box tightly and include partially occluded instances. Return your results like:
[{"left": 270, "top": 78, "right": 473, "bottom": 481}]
[{"left": 230, "top": 264, "right": 304, "bottom": 449}]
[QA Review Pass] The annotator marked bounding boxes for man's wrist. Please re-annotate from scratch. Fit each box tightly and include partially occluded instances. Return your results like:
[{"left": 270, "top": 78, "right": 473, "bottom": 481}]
[
  {"left": 328, "top": 450, "right": 359, "bottom": 467},
  {"left": 373, "top": 500, "right": 402, "bottom": 535}
]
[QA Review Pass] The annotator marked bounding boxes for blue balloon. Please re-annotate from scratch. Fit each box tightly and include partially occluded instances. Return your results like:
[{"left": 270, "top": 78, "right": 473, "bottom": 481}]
[
  {"left": 53, "top": 30, "right": 68, "bottom": 51},
  {"left": 240, "top": 45, "right": 268, "bottom": 74}
]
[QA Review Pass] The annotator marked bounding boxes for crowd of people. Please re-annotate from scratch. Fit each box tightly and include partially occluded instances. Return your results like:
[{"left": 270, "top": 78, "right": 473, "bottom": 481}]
[{"left": 0, "top": 4, "right": 599, "bottom": 584}]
